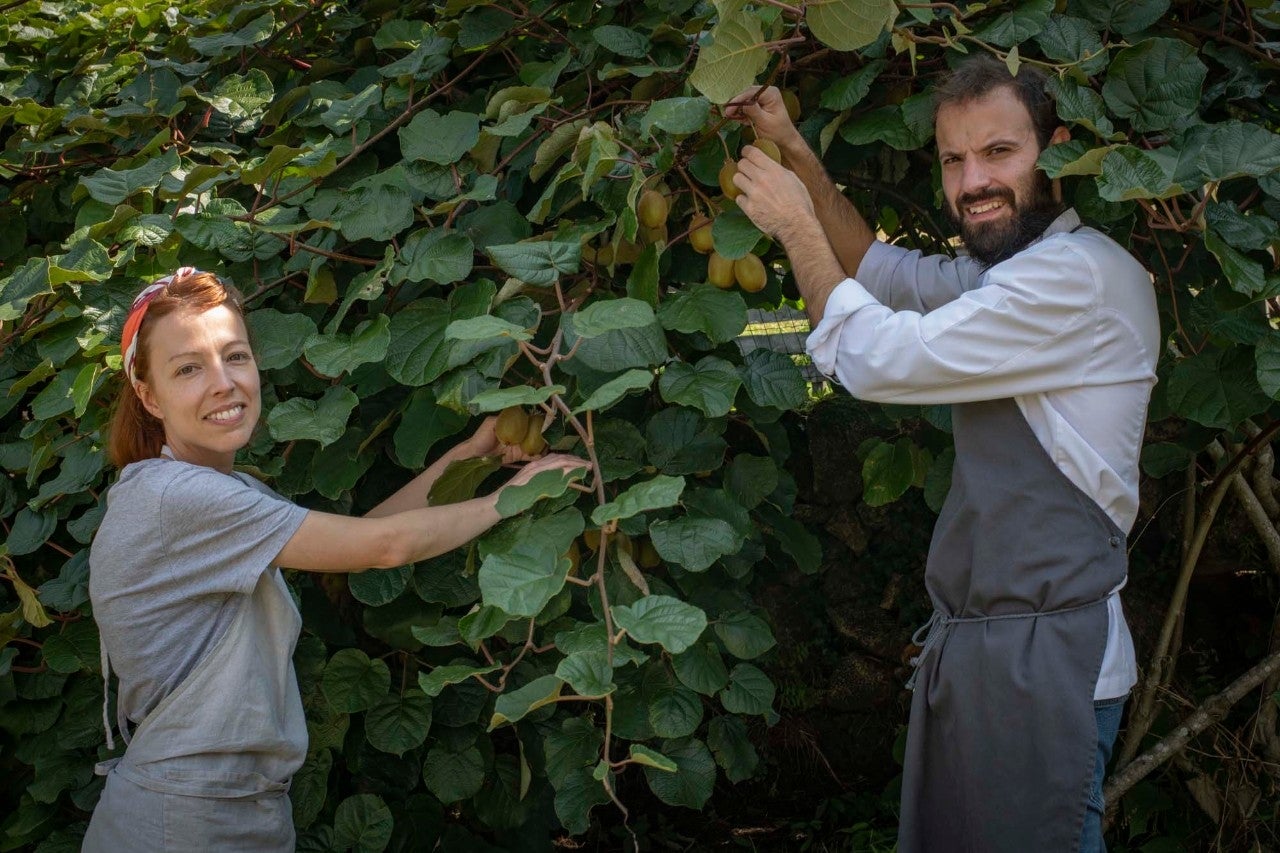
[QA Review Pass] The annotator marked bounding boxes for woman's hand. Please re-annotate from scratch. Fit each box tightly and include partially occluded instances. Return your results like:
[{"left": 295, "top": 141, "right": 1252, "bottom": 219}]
[
  {"left": 462, "top": 415, "right": 541, "bottom": 464},
  {"left": 506, "top": 453, "right": 588, "bottom": 488}
]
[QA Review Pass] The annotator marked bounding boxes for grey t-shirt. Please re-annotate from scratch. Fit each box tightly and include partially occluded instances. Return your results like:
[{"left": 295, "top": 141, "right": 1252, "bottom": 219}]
[{"left": 89, "top": 457, "right": 309, "bottom": 724}]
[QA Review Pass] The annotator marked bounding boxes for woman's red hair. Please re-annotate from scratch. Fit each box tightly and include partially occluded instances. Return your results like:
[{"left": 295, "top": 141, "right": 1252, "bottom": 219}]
[{"left": 106, "top": 272, "right": 248, "bottom": 468}]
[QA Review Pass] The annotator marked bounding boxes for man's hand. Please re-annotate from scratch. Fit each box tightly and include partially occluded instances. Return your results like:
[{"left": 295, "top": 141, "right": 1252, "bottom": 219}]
[
  {"left": 725, "top": 86, "right": 800, "bottom": 149},
  {"left": 733, "top": 146, "right": 817, "bottom": 243}
]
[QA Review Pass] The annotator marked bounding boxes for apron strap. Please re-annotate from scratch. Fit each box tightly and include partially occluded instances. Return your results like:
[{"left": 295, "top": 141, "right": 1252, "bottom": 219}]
[{"left": 99, "top": 638, "right": 132, "bottom": 751}]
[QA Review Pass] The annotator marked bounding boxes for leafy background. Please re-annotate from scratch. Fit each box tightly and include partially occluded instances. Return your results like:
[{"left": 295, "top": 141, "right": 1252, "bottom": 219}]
[{"left": 3, "top": 0, "right": 1280, "bottom": 850}]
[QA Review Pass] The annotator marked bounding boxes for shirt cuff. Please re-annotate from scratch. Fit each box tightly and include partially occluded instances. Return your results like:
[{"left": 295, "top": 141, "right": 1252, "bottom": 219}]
[{"left": 805, "top": 279, "right": 880, "bottom": 377}]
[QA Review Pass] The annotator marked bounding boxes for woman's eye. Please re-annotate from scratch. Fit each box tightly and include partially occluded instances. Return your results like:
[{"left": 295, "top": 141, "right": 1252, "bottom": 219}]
[
  {"left": 176, "top": 364, "right": 198, "bottom": 376},
  {"left": 229, "top": 351, "right": 252, "bottom": 363}
]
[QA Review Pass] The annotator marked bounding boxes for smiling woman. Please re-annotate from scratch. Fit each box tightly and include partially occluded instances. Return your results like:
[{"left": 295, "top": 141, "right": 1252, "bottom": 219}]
[{"left": 84, "top": 270, "right": 584, "bottom": 853}]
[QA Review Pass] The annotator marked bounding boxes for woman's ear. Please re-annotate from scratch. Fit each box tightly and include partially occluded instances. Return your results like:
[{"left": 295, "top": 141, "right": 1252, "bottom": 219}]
[{"left": 135, "top": 382, "right": 164, "bottom": 421}]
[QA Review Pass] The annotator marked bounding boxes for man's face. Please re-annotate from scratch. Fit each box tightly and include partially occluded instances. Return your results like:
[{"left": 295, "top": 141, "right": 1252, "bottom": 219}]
[{"left": 936, "top": 87, "right": 1066, "bottom": 267}]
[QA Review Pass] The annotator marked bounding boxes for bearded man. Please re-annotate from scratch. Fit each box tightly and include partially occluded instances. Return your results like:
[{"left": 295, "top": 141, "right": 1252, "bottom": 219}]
[{"left": 728, "top": 56, "right": 1158, "bottom": 853}]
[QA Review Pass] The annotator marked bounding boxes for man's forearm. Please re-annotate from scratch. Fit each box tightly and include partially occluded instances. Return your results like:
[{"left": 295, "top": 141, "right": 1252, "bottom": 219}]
[
  {"left": 778, "top": 216, "right": 848, "bottom": 327},
  {"left": 778, "top": 133, "right": 877, "bottom": 279}
]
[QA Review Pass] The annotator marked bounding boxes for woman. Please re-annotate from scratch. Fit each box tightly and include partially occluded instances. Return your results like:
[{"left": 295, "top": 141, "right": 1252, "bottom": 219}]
[{"left": 84, "top": 269, "right": 579, "bottom": 851}]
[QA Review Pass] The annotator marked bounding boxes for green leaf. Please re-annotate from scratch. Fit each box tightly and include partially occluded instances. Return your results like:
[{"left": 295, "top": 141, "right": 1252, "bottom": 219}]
[
  {"left": 690, "top": 6, "right": 768, "bottom": 104},
  {"left": 419, "top": 662, "right": 501, "bottom": 697},
  {"left": 495, "top": 465, "right": 587, "bottom": 518},
  {"left": 189, "top": 12, "right": 275, "bottom": 56},
  {"left": 267, "top": 386, "right": 359, "bottom": 448},
  {"left": 572, "top": 298, "right": 656, "bottom": 339},
  {"left": 292, "top": 750, "right": 331, "bottom": 830},
  {"left": 657, "top": 284, "right": 748, "bottom": 345},
  {"left": 1258, "top": 337, "right": 1280, "bottom": 400},
  {"left": 1205, "top": 230, "right": 1266, "bottom": 296},
  {"left": 1071, "top": 0, "right": 1169, "bottom": 36},
  {"left": 594, "top": 24, "right": 651, "bottom": 57},
  {"left": 393, "top": 388, "right": 469, "bottom": 468},
  {"left": 1166, "top": 348, "right": 1273, "bottom": 429},
  {"left": 1101, "top": 38, "right": 1207, "bottom": 133},
  {"left": 480, "top": 508, "right": 584, "bottom": 616},
  {"left": 650, "top": 517, "right": 741, "bottom": 572},
  {"left": 760, "top": 505, "right": 822, "bottom": 573},
  {"left": 386, "top": 286, "right": 493, "bottom": 387},
  {"left": 467, "top": 383, "right": 561, "bottom": 413},
  {"left": 365, "top": 689, "right": 432, "bottom": 756},
  {"left": 975, "top": 0, "right": 1053, "bottom": 47},
  {"left": 246, "top": 308, "right": 318, "bottom": 371},
  {"left": 332, "top": 794, "right": 394, "bottom": 853},
  {"left": 639, "top": 98, "right": 711, "bottom": 138},
  {"left": 659, "top": 356, "right": 742, "bottom": 418},
  {"left": 0, "top": 259, "right": 54, "bottom": 322},
  {"left": 713, "top": 610, "right": 776, "bottom": 660},
  {"left": 1038, "top": 140, "right": 1113, "bottom": 179},
  {"left": 1036, "top": 15, "right": 1108, "bottom": 74},
  {"left": 41, "top": 619, "right": 99, "bottom": 674},
  {"left": 571, "top": 319, "right": 670, "bottom": 372},
  {"left": 612, "top": 595, "right": 708, "bottom": 654},
  {"left": 487, "top": 241, "right": 581, "bottom": 286},
  {"left": 710, "top": 207, "right": 763, "bottom": 260},
  {"left": 1197, "top": 121, "right": 1280, "bottom": 183},
  {"left": 862, "top": 438, "right": 917, "bottom": 507},
  {"left": 719, "top": 663, "right": 775, "bottom": 715},
  {"left": 347, "top": 565, "right": 410, "bottom": 607},
  {"left": 592, "top": 475, "right": 686, "bottom": 525},
  {"left": 1096, "top": 146, "right": 1178, "bottom": 202},
  {"left": 644, "top": 666, "right": 703, "bottom": 738},
  {"left": 642, "top": 737, "right": 716, "bottom": 810},
  {"left": 672, "top": 641, "right": 730, "bottom": 695},
  {"left": 821, "top": 60, "right": 886, "bottom": 111},
  {"left": 397, "top": 228, "right": 475, "bottom": 285},
  {"left": 806, "top": 0, "right": 896, "bottom": 51},
  {"left": 739, "top": 349, "right": 807, "bottom": 411},
  {"left": 489, "top": 674, "right": 566, "bottom": 729},
  {"left": 303, "top": 315, "right": 391, "bottom": 377},
  {"left": 322, "top": 649, "right": 390, "bottom": 713},
  {"left": 80, "top": 148, "right": 179, "bottom": 205},
  {"left": 556, "top": 650, "right": 615, "bottom": 697},
  {"left": 423, "top": 743, "right": 485, "bottom": 803},
  {"left": 428, "top": 456, "right": 502, "bottom": 506},
  {"left": 707, "top": 715, "right": 759, "bottom": 782},
  {"left": 399, "top": 109, "right": 481, "bottom": 165},
  {"left": 553, "top": 767, "right": 612, "bottom": 835},
  {"left": 629, "top": 744, "right": 678, "bottom": 772},
  {"left": 573, "top": 368, "right": 655, "bottom": 414}
]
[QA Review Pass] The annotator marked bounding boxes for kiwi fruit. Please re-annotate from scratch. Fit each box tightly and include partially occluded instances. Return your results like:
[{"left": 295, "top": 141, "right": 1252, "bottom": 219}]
[
  {"left": 708, "top": 252, "right": 736, "bottom": 289},
  {"left": 734, "top": 254, "right": 767, "bottom": 293},
  {"left": 495, "top": 407, "right": 530, "bottom": 445}
]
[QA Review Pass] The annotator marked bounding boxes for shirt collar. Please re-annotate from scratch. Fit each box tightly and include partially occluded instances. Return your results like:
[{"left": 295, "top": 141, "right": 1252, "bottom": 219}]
[{"left": 1035, "top": 207, "right": 1081, "bottom": 243}]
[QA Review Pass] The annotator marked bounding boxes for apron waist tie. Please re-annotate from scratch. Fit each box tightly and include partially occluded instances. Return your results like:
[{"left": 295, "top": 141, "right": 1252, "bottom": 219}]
[{"left": 906, "top": 594, "right": 1113, "bottom": 690}]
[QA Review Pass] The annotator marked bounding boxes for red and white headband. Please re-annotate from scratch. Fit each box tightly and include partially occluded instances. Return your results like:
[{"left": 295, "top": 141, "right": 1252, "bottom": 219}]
[{"left": 120, "top": 267, "right": 202, "bottom": 385}]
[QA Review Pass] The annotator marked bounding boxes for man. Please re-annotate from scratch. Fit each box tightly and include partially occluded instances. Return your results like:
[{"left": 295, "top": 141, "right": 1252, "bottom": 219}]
[{"left": 727, "top": 56, "right": 1159, "bottom": 853}]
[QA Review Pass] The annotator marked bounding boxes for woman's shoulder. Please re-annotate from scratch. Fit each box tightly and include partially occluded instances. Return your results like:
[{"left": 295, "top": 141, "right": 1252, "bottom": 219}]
[{"left": 110, "top": 458, "right": 263, "bottom": 509}]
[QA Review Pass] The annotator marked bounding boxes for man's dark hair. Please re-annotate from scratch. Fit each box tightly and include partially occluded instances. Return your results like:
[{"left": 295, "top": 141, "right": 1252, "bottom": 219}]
[{"left": 932, "top": 55, "right": 1059, "bottom": 149}]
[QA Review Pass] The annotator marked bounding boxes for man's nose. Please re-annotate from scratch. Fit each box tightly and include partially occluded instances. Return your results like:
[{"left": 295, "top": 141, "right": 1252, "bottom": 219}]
[{"left": 961, "top": 157, "right": 991, "bottom": 195}]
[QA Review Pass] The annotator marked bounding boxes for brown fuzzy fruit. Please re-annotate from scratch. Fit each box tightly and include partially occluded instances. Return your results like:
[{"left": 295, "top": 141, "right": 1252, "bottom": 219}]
[
  {"left": 718, "top": 161, "right": 741, "bottom": 200},
  {"left": 754, "top": 138, "right": 783, "bottom": 164},
  {"left": 734, "top": 254, "right": 767, "bottom": 293},
  {"left": 689, "top": 215, "right": 715, "bottom": 254},
  {"left": 520, "top": 417, "right": 548, "bottom": 456},
  {"left": 638, "top": 189, "right": 669, "bottom": 229},
  {"left": 708, "top": 252, "right": 736, "bottom": 289},
  {"left": 638, "top": 223, "right": 668, "bottom": 246},
  {"left": 495, "top": 407, "right": 530, "bottom": 445}
]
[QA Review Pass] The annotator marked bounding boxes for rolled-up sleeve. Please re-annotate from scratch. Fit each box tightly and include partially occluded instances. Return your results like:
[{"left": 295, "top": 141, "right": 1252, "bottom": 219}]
[
  {"left": 806, "top": 239, "right": 1112, "bottom": 405},
  {"left": 857, "top": 240, "right": 982, "bottom": 313}
]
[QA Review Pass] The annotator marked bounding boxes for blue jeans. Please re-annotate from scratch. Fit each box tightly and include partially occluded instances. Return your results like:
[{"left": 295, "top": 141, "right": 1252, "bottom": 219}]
[{"left": 1080, "top": 695, "right": 1126, "bottom": 853}]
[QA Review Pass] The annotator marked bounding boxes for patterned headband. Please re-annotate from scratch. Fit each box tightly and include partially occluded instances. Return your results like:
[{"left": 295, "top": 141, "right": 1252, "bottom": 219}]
[{"left": 120, "top": 267, "right": 202, "bottom": 385}]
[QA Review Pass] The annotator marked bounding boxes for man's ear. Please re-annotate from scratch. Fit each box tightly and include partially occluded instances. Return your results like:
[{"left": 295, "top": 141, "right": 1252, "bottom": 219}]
[
  {"left": 1049, "top": 125, "right": 1071, "bottom": 147},
  {"left": 136, "top": 382, "right": 164, "bottom": 421}
]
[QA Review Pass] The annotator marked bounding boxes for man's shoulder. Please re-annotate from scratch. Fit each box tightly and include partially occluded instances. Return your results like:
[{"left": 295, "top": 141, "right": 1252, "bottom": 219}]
[{"left": 1008, "top": 224, "right": 1148, "bottom": 287}]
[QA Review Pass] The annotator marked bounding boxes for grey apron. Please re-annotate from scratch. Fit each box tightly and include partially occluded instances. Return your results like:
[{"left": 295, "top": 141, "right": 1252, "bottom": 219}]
[
  {"left": 899, "top": 397, "right": 1128, "bottom": 853},
  {"left": 84, "top": 563, "right": 308, "bottom": 852}
]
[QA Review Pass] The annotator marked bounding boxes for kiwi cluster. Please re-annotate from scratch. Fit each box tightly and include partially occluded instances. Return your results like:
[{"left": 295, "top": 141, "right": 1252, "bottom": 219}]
[{"left": 494, "top": 406, "right": 547, "bottom": 456}]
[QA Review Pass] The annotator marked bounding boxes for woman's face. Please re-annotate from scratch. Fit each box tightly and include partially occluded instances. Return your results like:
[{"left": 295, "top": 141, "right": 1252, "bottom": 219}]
[{"left": 135, "top": 304, "right": 261, "bottom": 473}]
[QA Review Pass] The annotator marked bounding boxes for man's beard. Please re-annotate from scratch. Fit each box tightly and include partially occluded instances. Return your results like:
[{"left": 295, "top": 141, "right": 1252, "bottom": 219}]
[{"left": 946, "top": 172, "right": 1065, "bottom": 268}]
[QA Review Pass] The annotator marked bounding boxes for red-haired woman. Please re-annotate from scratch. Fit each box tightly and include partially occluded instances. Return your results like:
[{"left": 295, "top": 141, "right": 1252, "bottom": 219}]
[{"left": 83, "top": 269, "right": 580, "bottom": 851}]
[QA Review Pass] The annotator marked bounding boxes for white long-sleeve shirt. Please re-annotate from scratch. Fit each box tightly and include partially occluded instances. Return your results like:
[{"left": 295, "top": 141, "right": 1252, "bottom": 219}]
[{"left": 807, "top": 209, "right": 1160, "bottom": 699}]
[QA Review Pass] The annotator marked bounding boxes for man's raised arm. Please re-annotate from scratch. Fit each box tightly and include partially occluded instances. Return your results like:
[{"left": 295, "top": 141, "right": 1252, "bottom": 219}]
[{"left": 726, "top": 86, "right": 876, "bottom": 279}]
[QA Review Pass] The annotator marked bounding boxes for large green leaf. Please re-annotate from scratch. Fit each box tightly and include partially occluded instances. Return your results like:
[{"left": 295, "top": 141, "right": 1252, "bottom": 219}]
[
  {"left": 1257, "top": 337, "right": 1280, "bottom": 400},
  {"left": 592, "top": 475, "right": 686, "bottom": 525},
  {"left": 713, "top": 610, "right": 776, "bottom": 660},
  {"left": 1095, "top": 146, "right": 1178, "bottom": 202},
  {"left": 322, "top": 649, "right": 390, "bottom": 713},
  {"left": 672, "top": 641, "right": 730, "bottom": 695},
  {"left": 975, "top": 0, "right": 1053, "bottom": 47},
  {"left": 806, "top": 0, "right": 896, "bottom": 51},
  {"left": 397, "top": 228, "right": 475, "bottom": 285},
  {"left": 418, "top": 662, "right": 501, "bottom": 697},
  {"left": 643, "top": 665, "right": 703, "bottom": 738},
  {"left": 612, "top": 595, "right": 708, "bottom": 654},
  {"left": 719, "top": 663, "right": 775, "bottom": 715},
  {"left": 1166, "top": 348, "right": 1273, "bottom": 429},
  {"left": 247, "top": 309, "right": 318, "bottom": 371},
  {"left": 572, "top": 369, "right": 654, "bottom": 414},
  {"left": 487, "top": 241, "right": 581, "bottom": 286},
  {"left": 399, "top": 109, "right": 481, "bottom": 165},
  {"left": 689, "top": 5, "right": 767, "bottom": 104},
  {"left": 656, "top": 284, "right": 748, "bottom": 345},
  {"left": 423, "top": 743, "right": 486, "bottom": 803},
  {"left": 710, "top": 208, "right": 763, "bottom": 261},
  {"left": 658, "top": 356, "right": 742, "bottom": 418},
  {"left": 862, "top": 438, "right": 917, "bottom": 507},
  {"left": 479, "top": 508, "right": 583, "bottom": 616},
  {"left": 333, "top": 794, "right": 394, "bottom": 853},
  {"left": 489, "top": 674, "right": 565, "bottom": 729},
  {"left": 494, "top": 465, "right": 587, "bottom": 518},
  {"left": 303, "top": 315, "right": 391, "bottom": 377},
  {"left": 1197, "top": 121, "right": 1280, "bottom": 183},
  {"left": 1101, "top": 38, "right": 1207, "bottom": 133},
  {"left": 642, "top": 737, "right": 716, "bottom": 810},
  {"left": 649, "top": 516, "right": 741, "bottom": 572},
  {"left": 707, "top": 715, "right": 759, "bottom": 783},
  {"left": 365, "top": 689, "right": 432, "bottom": 756},
  {"left": 267, "top": 386, "right": 359, "bottom": 448},
  {"left": 79, "top": 149, "right": 179, "bottom": 205},
  {"left": 556, "top": 650, "right": 615, "bottom": 698},
  {"left": 571, "top": 298, "right": 656, "bottom": 339}
]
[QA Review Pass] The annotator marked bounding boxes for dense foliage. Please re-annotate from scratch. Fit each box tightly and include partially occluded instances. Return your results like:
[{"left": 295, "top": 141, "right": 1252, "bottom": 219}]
[{"left": 3, "top": 0, "right": 1280, "bottom": 849}]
